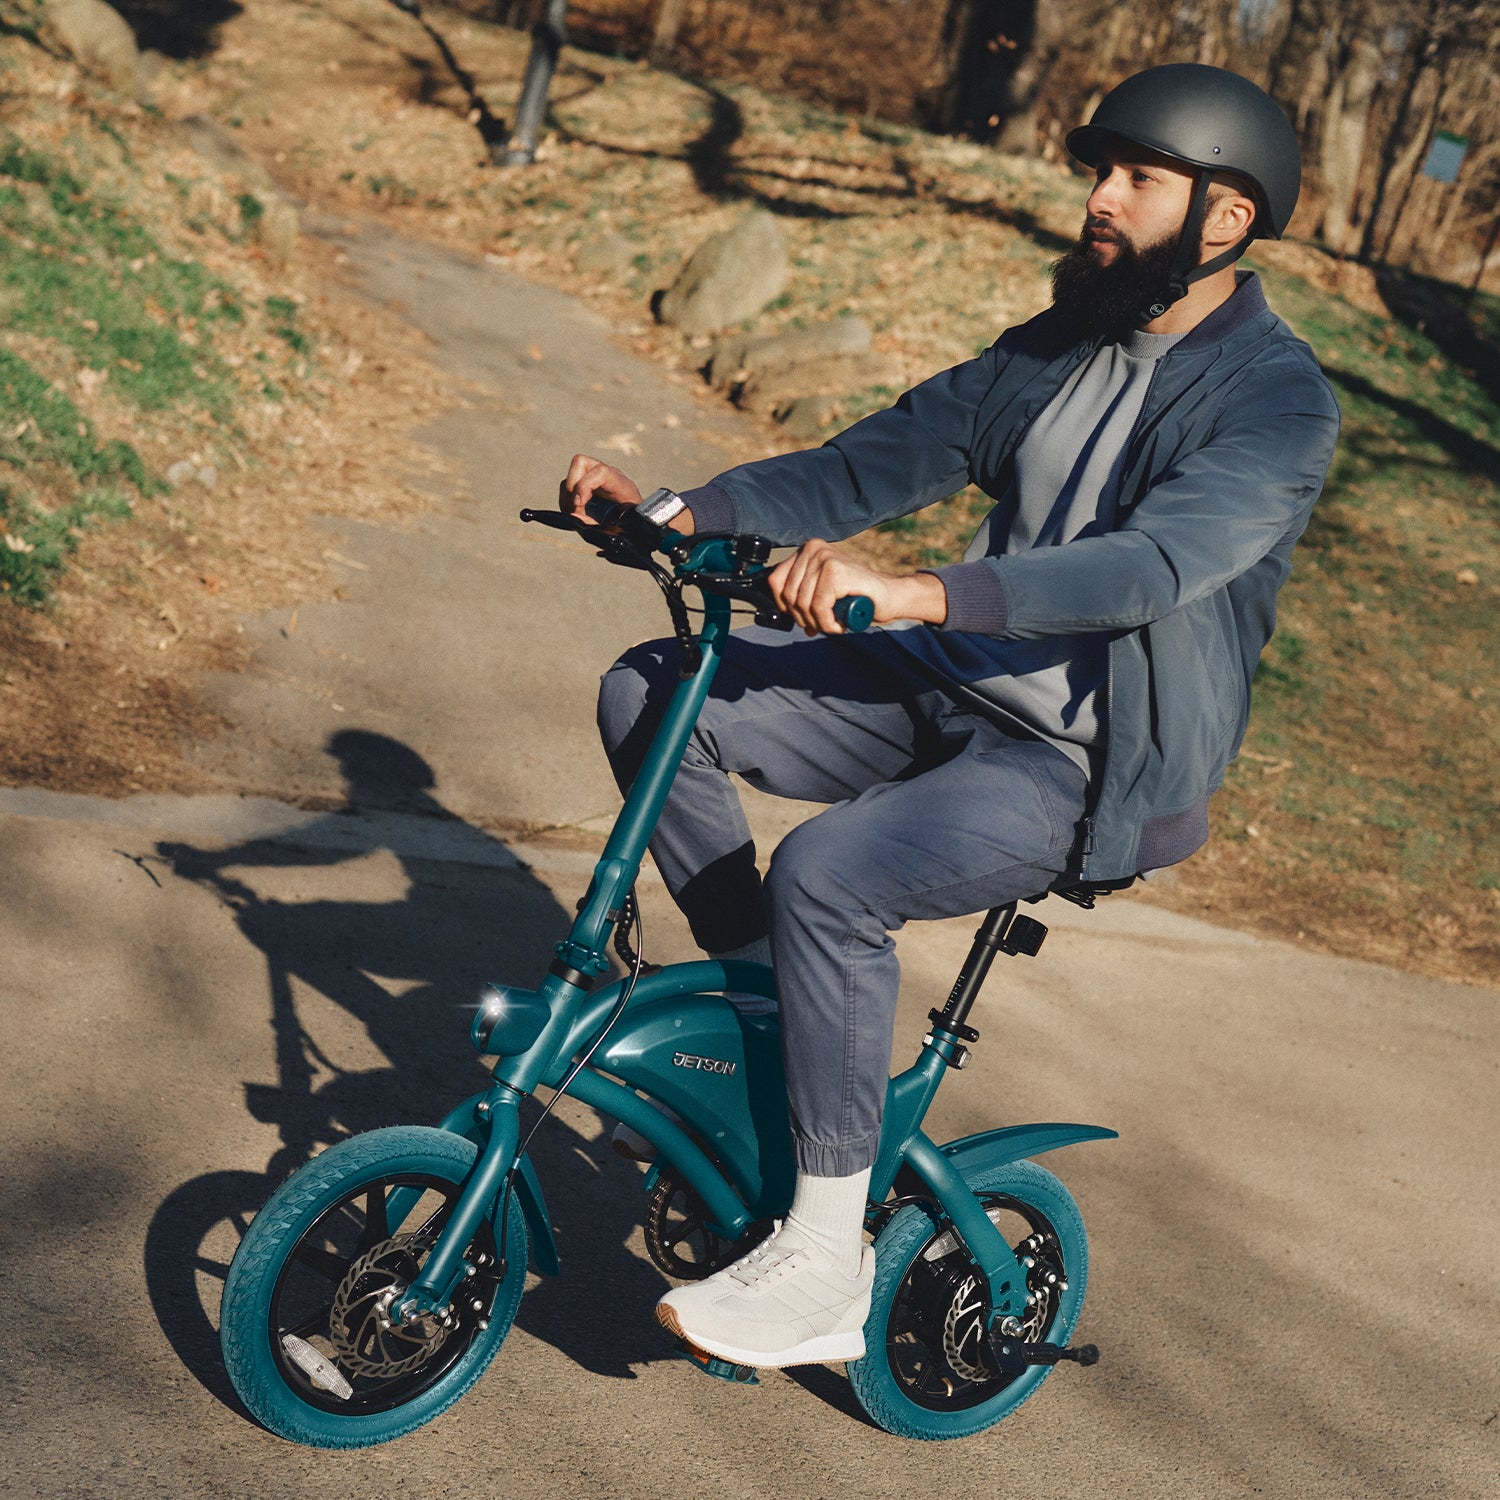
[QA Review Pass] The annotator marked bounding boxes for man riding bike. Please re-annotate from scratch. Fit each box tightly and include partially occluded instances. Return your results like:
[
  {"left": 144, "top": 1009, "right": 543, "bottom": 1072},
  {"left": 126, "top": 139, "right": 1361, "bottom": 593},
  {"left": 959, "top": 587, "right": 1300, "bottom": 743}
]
[{"left": 558, "top": 64, "right": 1340, "bottom": 1375}]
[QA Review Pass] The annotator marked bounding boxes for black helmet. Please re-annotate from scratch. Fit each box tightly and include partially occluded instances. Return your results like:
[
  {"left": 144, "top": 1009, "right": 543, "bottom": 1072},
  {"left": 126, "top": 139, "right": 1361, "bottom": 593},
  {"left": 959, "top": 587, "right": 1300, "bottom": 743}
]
[{"left": 1066, "top": 63, "right": 1300, "bottom": 239}]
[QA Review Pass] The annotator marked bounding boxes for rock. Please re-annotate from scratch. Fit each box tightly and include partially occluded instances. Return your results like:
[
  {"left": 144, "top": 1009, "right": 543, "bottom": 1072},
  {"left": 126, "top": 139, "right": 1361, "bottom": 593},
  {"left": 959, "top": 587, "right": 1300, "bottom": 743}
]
[
  {"left": 774, "top": 395, "right": 841, "bottom": 440},
  {"left": 256, "top": 196, "right": 300, "bottom": 267},
  {"left": 178, "top": 115, "right": 298, "bottom": 264},
  {"left": 165, "top": 460, "right": 216, "bottom": 490},
  {"left": 177, "top": 115, "right": 276, "bottom": 193},
  {"left": 46, "top": 0, "right": 138, "bottom": 96},
  {"left": 575, "top": 232, "right": 635, "bottom": 278},
  {"left": 656, "top": 211, "right": 788, "bottom": 336},
  {"left": 735, "top": 351, "right": 903, "bottom": 416},
  {"left": 134, "top": 47, "right": 169, "bottom": 97},
  {"left": 706, "top": 318, "right": 873, "bottom": 391}
]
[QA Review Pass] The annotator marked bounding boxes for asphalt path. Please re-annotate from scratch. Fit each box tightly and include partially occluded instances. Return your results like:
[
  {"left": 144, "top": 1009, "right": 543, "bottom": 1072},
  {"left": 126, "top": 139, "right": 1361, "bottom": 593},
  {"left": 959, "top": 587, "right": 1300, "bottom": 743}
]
[{"left": 1, "top": 220, "right": 1494, "bottom": 1499}]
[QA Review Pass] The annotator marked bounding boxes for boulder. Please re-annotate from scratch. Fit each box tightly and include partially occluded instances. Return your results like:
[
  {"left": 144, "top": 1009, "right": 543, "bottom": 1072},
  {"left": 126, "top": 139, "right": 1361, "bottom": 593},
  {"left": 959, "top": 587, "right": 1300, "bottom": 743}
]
[
  {"left": 773, "top": 395, "right": 841, "bottom": 440},
  {"left": 706, "top": 318, "right": 873, "bottom": 391},
  {"left": 46, "top": 0, "right": 138, "bottom": 95},
  {"left": 177, "top": 115, "right": 276, "bottom": 192},
  {"left": 178, "top": 115, "right": 299, "bottom": 265},
  {"left": 256, "top": 196, "right": 300, "bottom": 267},
  {"left": 575, "top": 232, "right": 635, "bottom": 279},
  {"left": 734, "top": 350, "right": 902, "bottom": 417},
  {"left": 656, "top": 210, "right": 788, "bottom": 336}
]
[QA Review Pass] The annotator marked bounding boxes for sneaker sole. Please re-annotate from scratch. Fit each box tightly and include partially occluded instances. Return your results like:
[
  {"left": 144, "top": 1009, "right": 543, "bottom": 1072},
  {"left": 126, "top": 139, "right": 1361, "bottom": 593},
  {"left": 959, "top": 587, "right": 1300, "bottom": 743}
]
[{"left": 656, "top": 1301, "right": 866, "bottom": 1369}]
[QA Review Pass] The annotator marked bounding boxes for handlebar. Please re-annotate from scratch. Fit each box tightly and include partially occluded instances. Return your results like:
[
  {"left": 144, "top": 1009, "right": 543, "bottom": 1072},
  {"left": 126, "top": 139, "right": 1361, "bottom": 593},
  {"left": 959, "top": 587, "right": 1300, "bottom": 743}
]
[{"left": 520, "top": 499, "right": 874, "bottom": 633}]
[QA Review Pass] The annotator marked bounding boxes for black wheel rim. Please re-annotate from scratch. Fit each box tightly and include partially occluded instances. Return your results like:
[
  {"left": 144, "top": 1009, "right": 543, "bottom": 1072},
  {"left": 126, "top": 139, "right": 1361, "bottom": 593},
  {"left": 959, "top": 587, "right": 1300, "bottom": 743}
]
[
  {"left": 884, "top": 1192, "right": 1068, "bottom": 1413},
  {"left": 267, "top": 1171, "right": 500, "bottom": 1416}
]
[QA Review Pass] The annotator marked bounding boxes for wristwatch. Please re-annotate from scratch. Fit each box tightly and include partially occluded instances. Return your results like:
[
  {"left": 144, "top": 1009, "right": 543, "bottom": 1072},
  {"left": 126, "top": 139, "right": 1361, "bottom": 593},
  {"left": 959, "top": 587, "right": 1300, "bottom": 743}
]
[{"left": 637, "top": 487, "right": 687, "bottom": 529}]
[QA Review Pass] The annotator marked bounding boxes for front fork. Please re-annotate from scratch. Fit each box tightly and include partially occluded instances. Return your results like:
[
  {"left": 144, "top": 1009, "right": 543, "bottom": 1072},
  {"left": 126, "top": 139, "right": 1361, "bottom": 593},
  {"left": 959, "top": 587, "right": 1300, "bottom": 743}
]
[{"left": 393, "top": 1085, "right": 526, "bottom": 1323}]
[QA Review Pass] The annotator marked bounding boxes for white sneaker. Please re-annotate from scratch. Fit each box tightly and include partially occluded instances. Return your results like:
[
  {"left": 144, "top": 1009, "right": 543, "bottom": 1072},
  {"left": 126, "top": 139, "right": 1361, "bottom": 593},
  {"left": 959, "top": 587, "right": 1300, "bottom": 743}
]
[{"left": 656, "top": 1224, "right": 873, "bottom": 1368}]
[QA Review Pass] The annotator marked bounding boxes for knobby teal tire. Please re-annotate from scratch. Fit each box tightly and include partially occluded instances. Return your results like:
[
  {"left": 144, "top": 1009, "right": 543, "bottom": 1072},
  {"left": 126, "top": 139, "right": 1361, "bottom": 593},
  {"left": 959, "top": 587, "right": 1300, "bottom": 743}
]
[
  {"left": 220, "top": 1126, "right": 527, "bottom": 1448},
  {"left": 848, "top": 1160, "right": 1088, "bottom": 1440}
]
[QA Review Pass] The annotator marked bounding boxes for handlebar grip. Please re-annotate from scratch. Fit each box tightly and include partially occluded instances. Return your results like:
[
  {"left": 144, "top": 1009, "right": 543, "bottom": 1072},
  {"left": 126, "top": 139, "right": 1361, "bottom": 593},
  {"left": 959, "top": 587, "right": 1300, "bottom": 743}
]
[
  {"left": 584, "top": 496, "right": 627, "bottom": 525},
  {"left": 833, "top": 595, "right": 874, "bottom": 633}
]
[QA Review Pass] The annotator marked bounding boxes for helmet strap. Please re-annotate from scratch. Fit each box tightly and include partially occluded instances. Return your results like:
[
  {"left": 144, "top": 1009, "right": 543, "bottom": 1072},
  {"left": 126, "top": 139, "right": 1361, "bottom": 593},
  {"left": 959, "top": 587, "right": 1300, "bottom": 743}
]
[{"left": 1139, "top": 171, "right": 1252, "bottom": 324}]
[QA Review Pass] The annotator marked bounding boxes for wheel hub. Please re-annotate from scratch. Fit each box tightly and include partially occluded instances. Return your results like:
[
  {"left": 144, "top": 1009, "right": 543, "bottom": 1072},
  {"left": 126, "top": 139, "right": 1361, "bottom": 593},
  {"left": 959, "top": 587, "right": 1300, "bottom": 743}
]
[{"left": 328, "top": 1234, "right": 456, "bottom": 1380}]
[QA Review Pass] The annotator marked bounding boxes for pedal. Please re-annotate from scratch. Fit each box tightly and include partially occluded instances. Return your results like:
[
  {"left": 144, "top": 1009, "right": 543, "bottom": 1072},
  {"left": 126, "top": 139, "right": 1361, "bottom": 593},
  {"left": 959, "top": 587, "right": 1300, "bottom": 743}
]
[
  {"left": 676, "top": 1336, "right": 760, "bottom": 1386},
  {"left": 991, "top": 1335, "right": 1100, "bottom": 1378}
]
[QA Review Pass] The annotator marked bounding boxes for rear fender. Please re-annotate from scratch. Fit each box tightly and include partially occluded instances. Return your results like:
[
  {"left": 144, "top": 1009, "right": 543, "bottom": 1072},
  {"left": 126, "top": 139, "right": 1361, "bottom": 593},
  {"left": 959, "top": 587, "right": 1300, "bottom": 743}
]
[{"left": 940, "top": 1122, "right": 1118, "bottom": 1181}]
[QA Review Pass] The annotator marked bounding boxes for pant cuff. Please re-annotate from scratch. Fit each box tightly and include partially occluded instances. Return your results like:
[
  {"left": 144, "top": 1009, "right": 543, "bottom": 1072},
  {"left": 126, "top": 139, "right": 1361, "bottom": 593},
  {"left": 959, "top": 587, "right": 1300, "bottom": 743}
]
[{"left": 792, "top": 1130, "right": 881, "bottom": 1177}]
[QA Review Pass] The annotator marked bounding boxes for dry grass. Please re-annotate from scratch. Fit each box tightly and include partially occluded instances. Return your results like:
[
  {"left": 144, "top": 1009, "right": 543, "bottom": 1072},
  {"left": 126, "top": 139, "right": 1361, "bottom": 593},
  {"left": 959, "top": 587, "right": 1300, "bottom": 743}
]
[{"left": 3, "top": 0, "right": 1495, "bottom": 988}]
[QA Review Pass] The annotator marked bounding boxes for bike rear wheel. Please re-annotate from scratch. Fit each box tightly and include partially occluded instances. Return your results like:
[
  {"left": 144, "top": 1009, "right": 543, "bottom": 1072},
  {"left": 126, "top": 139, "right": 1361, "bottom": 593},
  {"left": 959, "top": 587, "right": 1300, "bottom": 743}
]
[
  {"left": 220, "top": 1125, "right": 527, "bottom": 1447},
  {"left": 849, "top": 1160, "right": 1088, "bottom": 1440}
]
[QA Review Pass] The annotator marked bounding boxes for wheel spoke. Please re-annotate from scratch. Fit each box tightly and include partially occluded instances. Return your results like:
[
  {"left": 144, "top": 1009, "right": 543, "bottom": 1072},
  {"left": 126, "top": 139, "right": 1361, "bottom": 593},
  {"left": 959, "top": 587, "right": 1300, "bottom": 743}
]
[
  {"left": 293, "top": 1241, "right": 351, "bottom": 1283},
  {"left": 888, "top": 1293, "right": 924, "bottom": 1339},
  {"left": 282, "top": 1304, "right": 334, "bottom": 1340},
  {"left": 363, "top": 1185, "right": 390, "bottom": 1245}
]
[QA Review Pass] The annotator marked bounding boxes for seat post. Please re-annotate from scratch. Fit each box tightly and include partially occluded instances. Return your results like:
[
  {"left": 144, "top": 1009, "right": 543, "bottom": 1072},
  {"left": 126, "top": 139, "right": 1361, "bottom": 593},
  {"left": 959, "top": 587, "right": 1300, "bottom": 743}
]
[{"left": 938, "top": 903, "right": 1017, "bottom": 1033}]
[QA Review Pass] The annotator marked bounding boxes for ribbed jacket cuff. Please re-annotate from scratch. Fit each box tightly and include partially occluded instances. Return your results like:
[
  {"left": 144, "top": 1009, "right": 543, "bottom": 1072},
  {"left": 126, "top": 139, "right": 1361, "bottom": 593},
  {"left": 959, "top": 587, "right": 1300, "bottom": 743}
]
[
  {"left": 925, "top": 561, "right": 1008, "bottom": 635},
  {"left": 678, "top": 482, "right": 736, "bottom": 534}
]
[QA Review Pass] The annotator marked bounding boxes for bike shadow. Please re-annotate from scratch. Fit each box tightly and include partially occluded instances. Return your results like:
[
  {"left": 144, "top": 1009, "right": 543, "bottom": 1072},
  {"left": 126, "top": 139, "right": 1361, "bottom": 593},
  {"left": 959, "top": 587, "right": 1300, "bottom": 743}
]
[{"left": 143, "top": 729, "right": 684, "bottom": 1412}]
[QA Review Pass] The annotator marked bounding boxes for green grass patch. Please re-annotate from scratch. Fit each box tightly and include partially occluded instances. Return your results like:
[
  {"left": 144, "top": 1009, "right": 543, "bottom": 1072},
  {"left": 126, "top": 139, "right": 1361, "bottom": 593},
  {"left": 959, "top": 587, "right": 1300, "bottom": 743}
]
[
  {"left": 264, "top": 294, "right": 311, "bottom": 356},
  {"left": 0, "top": 482, "right": 131, "bottom": 605},
  {"left": 0, "top": 134, "right": 239, "bottom": 418},
  {"left": 0, "top": 347, "right": 155, "bottom": 491}
]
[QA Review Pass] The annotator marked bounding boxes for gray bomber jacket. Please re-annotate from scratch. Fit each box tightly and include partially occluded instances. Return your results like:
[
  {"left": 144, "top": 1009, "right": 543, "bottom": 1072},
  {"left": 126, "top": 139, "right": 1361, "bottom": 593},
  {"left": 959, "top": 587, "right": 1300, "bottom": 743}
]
[{"left": 683, "top": 273, "right": 1341, "bottom": 880}]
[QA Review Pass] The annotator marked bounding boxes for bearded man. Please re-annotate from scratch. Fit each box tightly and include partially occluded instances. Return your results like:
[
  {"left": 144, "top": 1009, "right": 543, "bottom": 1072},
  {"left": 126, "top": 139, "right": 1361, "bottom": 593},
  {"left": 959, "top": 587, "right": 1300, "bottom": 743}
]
[{"left": 558, "top": 64, "right": 1340, "bottom": 1372}]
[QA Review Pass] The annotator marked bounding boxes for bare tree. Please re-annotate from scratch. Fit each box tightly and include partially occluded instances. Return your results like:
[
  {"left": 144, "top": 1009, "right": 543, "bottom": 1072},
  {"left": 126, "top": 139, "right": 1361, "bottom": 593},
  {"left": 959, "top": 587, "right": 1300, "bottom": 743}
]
[{"left": 649, "top": 0, "right": 692, "bottom": 66}]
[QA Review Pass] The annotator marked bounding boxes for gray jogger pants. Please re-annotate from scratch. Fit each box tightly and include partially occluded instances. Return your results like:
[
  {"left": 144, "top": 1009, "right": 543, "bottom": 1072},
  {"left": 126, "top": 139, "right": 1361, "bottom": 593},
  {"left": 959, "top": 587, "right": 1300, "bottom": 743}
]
[{"left": 597, "top": 625, "right": 1090, "bottom": 1176}]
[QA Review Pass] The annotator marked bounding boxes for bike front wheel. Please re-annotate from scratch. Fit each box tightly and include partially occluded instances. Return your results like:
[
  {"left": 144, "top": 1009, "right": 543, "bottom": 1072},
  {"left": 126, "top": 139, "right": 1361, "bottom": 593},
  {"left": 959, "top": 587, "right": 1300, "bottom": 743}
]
[
  {"left": 219, "top": 1125, "right": 527, "bottom": 1447},
  {"left": 849, "top": 1160, "right": 1089, "bottom": 1441}
]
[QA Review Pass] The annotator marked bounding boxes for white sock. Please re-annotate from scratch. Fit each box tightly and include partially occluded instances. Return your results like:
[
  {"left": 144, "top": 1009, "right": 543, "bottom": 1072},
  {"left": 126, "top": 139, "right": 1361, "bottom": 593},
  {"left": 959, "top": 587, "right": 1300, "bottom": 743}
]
[
  {"left": 785, "top": 1167, "right": 872, "bottom": 1277},
  {"left": 710, "top": 934, "right": 777, "bottom": 1015}
]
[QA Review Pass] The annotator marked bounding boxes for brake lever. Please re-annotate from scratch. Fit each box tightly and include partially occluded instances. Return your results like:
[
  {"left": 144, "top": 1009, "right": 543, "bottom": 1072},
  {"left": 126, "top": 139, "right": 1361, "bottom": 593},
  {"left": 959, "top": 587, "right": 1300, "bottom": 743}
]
[{"left": 519, "top": 508, "right": 585, "bottom": 532}]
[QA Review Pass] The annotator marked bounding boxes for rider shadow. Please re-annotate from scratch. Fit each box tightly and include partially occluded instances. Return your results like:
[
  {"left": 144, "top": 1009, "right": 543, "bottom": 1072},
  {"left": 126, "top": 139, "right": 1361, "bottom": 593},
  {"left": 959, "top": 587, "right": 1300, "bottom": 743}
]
[{"left": 144, "top": 729, "right": 678, "bottom": 1408}]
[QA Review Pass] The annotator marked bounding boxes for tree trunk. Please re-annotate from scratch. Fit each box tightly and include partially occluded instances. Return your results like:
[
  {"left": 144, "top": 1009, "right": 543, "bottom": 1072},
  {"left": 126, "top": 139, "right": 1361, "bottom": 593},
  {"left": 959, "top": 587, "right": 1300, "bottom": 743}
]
[
  {"left": 994, "top": 0, "right": 1062, "bottom": 153},
  {"left": 1376, "top": 75, "right": 1444, "bottom": 263},
  {"left": 1318, "top": 34, "right": 1382, "bottom": 255},
  {"left": 930, "top": 0, "right": 1038, "bottom": 144},
  {"left": 1357, "top": 0, "right": 1443, "bottom": 262},
  {"left": 1195, "top": 0, "right": 1239, "bottom": 69},
  {"left": 499, "top": 0, "right": 568, "bottom": 165},
  {"left": 649, "top": 0, "right": 691, "bottom": 66}
]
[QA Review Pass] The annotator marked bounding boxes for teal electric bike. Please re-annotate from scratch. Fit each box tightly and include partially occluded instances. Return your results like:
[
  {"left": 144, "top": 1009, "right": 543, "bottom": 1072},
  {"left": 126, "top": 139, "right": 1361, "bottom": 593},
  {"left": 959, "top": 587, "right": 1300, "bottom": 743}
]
[{"left": 218, "top": 497, "right": 1121, "bottom": 1446}]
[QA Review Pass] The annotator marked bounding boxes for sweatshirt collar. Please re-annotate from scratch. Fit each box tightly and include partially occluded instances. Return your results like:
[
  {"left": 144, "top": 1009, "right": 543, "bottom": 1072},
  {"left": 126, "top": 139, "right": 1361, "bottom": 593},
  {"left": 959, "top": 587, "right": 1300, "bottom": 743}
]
[{"left": 1169, "top": 270, "right": 1270, "bottom": 354}]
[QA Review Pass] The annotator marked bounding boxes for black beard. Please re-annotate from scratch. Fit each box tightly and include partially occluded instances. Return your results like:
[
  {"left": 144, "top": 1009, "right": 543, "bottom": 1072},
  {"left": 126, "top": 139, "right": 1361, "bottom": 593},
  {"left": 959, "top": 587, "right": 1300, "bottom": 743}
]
[{"left": 1050, "top": 222, "right": 1181, "bottom": 341}]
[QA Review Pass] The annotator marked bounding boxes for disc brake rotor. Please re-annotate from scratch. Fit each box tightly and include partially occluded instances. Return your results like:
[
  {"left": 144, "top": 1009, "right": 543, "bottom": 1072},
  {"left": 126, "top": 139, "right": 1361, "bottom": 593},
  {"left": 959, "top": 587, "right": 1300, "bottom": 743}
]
[
  {"left": 328, "top": 1234, "right": 451, "bottom": 1380},
  {"left": 934, "top": 1215, "right": 1062, "bottom": 1385},
  {"left": 941, "top": 1273, "right": 992, "bottom": 1384}
]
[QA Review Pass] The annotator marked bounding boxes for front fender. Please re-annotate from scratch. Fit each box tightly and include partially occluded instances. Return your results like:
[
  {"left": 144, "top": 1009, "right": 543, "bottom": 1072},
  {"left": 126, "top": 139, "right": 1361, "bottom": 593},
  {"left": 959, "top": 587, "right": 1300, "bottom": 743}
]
[
  {"left": 941, "top": 1122, "right": 1117, "bottom": 1181},
  {"left": 438, "top": 1094, "right": 560, "bottom": 1276}
]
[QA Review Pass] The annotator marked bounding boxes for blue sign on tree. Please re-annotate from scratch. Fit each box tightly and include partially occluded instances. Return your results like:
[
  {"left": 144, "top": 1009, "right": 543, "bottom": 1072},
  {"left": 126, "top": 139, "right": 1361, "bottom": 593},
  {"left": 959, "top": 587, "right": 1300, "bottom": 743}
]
[{"left": 1422, "top": 131, "right": 1468, "bottom": 184}]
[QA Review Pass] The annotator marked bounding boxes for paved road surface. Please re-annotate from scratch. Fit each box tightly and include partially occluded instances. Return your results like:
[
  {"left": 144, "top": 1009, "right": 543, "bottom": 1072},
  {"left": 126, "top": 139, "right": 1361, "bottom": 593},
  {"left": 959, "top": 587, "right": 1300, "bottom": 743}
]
[{"left": 1, "top": 220, "right": 1494, "bottom": 1499}]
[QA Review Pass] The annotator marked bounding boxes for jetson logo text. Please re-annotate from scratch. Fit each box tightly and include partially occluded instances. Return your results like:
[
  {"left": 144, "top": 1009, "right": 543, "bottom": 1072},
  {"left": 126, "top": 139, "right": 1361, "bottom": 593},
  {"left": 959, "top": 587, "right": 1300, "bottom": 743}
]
[{"left": 672, "top": 1051, "right": 737, "bottom": 1076}]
